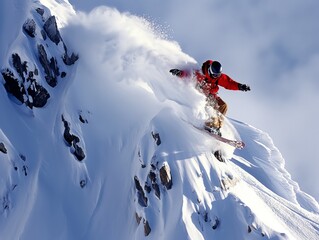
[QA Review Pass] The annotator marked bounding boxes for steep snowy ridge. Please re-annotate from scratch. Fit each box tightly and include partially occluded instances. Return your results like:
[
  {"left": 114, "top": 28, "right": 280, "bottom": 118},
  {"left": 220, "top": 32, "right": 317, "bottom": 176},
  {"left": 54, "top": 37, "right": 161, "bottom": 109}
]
[
  {"left": 232, "top": 120, "right": 319, "bottom": 212},
  {"left": 1, "top": 0, "right": 319, "bottom": 239}
]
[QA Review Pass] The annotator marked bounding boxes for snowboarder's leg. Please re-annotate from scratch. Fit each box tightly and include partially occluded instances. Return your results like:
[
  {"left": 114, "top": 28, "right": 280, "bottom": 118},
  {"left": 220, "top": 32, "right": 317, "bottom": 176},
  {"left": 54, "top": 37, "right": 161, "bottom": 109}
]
[
  {"left": 204, "top": 96, "right": 227, "bottom": 136},
  {"left": 215, "top": 96, "right": 227, "bottom": 116}
]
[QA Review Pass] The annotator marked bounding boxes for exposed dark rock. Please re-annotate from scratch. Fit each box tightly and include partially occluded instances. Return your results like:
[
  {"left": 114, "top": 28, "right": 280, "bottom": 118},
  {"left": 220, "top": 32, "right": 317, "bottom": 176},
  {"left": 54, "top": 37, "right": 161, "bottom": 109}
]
[
  {"left": 135, "top": 212, "right": 142, "bottom": 225},
  {"left": 159, "top": 162, "right": 173, "bottom": 190},
  {"left": 41, "top": 29, "right": 47, "bottom": 40},
  {"left": 12, "top": 53, "right": 27, "bottom": 81},
  {"left": 43, "top": 16, "right": 61, "bottom": 45},
  {"left": 3, "top": 54, "right": 49, "bottom": 108},
  {"left": 50, "top": 56, "right": 59, "bottom": 77},
  {"left": 137, "top": 151, "right": 146, "bottom": 168},
  {"left": 152, "top": 183, "right": 160, "bottom": 199},
  {"left": 214, "top": 150, "right": 225, "bottom": 162},
  {"left": 147, "top": 171, "right": 160, "bottom": 199},
  {"left": 38, "top": 44, "right": 59, "bottom": 87},
  {"left": 23, "top": 18, "right": 36, "bottom": 38},
  {"left": 144, "top": 183, "right": 151, "bottom": 194},
  {"left": 22, "top": 165, "right": 28, "bottom": 176},
  {"left": 212, "top": 217, "right": 220, "bottom": 230},
  {"left": 73, "top": 141, "right": 86, "bottom": 161},
  {"left": 148, "top": 171, "right": 156, "bottom": 182},
  {"left": 151, "top": 162, "right": 157, "bottom": 170},
  {"left": 80, "top": 179, "right": 86, "bottom": 188},
  {"left": 203, "top": 211, "right": 209, "bottom": 222},
  {"left": 36, "top": 8, "right": 45, "bottom": 16},
  {"left": 143, "top": 219, "right": 151, "bottom": 236},
  {"left": 61, "top": 71, "right": 66, "bottom": 78},
  {"left": 28, "top": 83, "right": 50, "bottom": 107},
  {"left": 2, "top": 62, "right": 50, "bottom": 108},
  {"left": 62, "top": 116, "right": 76, "bottom": 146},
  {"left": 0, "top": 142, "right": 7, "bottom": 154},
  {"left": 26, "top": 71, "right": 50, "bottom": 108},
  {"left": 2, "top": 195, "right": 10, "bottom": 212},
  {"left": 61, "top": 115, "right": 86, "bottom": 161},
  {"left": 79, "top": 114, "right": 88, "bottom": 124},
  {"left": 79, "top": 115, "right": 85, "bottom": 123},
  {"left": 62, "top": 44, "right": 79, "bottom": 65},
  {"left": 43, "top": 17, "right": 79, "bottom": 65},
  {"left": 151, "top": 132, "right": 161, "bottom": 146},
  {"left": 2, "top": 12, "right": 78, "bottom": 109},
  {"left": 19, "top": 154, "right": 26, "bottom": 161},
  {"left": 1, "top": 68, "right": 25, "bottom": 104},
  {"left": 63, "top": 51, "right": 79, "bottom": 66},
  {"left": 12, "top": 184, "right": 18, "bottom": 191},
  {"left": 134, "top": 176, "right": 148, "bottom": 207}
]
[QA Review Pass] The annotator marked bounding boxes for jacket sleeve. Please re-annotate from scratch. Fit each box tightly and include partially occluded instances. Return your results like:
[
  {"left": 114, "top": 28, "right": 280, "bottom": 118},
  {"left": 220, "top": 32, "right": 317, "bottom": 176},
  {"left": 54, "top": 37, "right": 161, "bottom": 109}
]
[
  {"left": 218, "top": 74, "right": 240, "bottom": 90},
  {"left": 177, "top": 69, "right": 204, "bottom": 81},
  {"left": 179, "top": 70, "right": 191, "bottom": 78},
  {"left": 194, "top": 70, "right": 206, "bottom": 83}
]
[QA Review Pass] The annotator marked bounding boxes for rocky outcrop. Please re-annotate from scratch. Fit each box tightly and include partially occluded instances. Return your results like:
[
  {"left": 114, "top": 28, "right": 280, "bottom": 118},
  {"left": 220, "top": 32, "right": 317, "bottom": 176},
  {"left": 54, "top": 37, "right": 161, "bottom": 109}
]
[
  {"left": 0, "top": 142, "right": 7, "bottom": 154},
  {"left": 35, "top": 7, "right": 45, "bottom": 16},
  {"left": 80, "top": 179, "right": 87, "bottom": 188},
  {"left": 133, "top": 131, "right": 175, "bottom": 237},
  {"left": 1, "top": 54, "right": 50, "bottom": 108},
  {"left": 12, "top": 53, "right": 27, "bottom": 80},
  {"left": 1, "top": 7, "right": 79, "bottom": 109},
  {"left": 135, "top": 213, "right": 151, "bottom": 236},
  {"left": 151, "top": 132, "right": 161, "bottom": 146},
  {"left": 23, "top": 19, "right": 36, "bottom": 38},
  {"left": 62, "top": 115, "right": 86, "bottom": 161},
  {"left": 43, "top": 16, "right": 61, "bottom": 45},
  {"left": 2, "top": 68, "right": 25, "bottom": 104},
  {"left": 0, "top": 137, "right": 30, "bottom": 216},
  {"left": 159, "top": 162, "right": 173, "bottom": 190},
  {"left": 63, "top": 45, "right": 79, "bottom": 66},
  {"left": 134, "top": 176, "right": 148, "bottom": 207},
  {"left": 143, "top": 219, "right": 151, "bottom": 236},
  {"left": 26, "top": 72, "right": 50, "bottom": 108},
  {"left": 37, "top": 44, "right": 59, "bottom": 87},
  {"left": 42, "top": 15, "right": 79, "bottom": 65},
  {"left": 148, "top": 171, "right": 160, "bottom": 199}
]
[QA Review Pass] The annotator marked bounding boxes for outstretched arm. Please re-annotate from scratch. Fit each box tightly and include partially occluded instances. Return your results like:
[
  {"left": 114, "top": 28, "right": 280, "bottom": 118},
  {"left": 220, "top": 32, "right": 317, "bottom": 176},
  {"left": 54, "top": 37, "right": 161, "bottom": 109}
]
[
  {"left": 219, "top": 74, "right": 250, "bottom": 91},
  {"left": 169, "top": 69, "right": 192, "bottom": 78}
]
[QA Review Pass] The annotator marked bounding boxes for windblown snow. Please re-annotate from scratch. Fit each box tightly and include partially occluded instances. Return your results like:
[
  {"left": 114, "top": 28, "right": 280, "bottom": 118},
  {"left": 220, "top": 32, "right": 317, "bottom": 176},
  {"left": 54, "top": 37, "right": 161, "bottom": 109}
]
[{"left": 0, "top": 1, "right": 319, "bottom": 240}]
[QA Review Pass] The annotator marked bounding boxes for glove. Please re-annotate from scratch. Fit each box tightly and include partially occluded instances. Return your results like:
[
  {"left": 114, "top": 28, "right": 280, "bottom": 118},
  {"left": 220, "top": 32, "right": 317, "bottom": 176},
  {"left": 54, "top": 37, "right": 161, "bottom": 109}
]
[
  {"left": 238, "top": 83, "right": 251, "bottom": 92},
  {"left": 169, "top": 69, "right": 182, "bottom": 76}
]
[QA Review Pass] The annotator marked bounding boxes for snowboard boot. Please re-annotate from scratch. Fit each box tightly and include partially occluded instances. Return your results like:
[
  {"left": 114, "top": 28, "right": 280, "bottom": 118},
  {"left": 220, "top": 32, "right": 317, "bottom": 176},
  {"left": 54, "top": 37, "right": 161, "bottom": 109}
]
[
  {"left": 204, "top": 125, "right": 222, "bottom": 136},
  {"left": 205, "top": 116, "right": 223, "bottom": 136}
]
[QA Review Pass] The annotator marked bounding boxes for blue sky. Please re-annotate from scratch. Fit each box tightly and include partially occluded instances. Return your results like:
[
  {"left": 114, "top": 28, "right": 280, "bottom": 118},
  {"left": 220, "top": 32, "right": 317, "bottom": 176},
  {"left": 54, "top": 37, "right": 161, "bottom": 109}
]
[{"left": 69, "top": 0, "right": 319, "bottom": 201}]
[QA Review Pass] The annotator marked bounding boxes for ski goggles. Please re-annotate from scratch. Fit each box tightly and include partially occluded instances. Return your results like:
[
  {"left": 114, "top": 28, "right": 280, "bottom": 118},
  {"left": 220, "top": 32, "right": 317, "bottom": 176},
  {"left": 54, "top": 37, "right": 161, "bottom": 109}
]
[
  {"left": 208, "top": 66, "right": 222, "bottom": 78},
  {"left": 211, "top": 72, "right": 221, "bottom": 78}
]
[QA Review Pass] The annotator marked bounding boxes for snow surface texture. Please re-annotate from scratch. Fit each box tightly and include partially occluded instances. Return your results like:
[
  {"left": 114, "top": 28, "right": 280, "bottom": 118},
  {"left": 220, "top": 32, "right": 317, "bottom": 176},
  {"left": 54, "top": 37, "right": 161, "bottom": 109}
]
[{"left": 1, "top": 0, "right": 319, "bottom": 239}]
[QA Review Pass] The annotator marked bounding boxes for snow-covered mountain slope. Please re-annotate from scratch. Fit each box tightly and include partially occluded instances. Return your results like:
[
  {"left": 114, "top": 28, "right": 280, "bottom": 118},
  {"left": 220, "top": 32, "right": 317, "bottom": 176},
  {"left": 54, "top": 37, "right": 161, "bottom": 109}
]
[{"left": 1, "top": 1, "right": 319, "bottom": 239}]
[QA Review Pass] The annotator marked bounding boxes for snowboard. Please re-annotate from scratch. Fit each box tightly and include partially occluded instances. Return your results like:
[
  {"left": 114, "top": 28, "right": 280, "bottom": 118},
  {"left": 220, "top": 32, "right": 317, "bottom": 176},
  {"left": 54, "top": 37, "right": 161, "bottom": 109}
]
[{"left": 193, "top": 125, "right": 245, "bottom": 149}]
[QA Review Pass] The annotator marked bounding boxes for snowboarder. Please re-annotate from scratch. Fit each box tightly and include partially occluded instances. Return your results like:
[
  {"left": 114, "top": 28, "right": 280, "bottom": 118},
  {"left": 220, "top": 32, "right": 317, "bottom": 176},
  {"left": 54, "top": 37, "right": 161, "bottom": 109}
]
[{"left": 169, "top": 60, "right": 250, "bottom": 135}]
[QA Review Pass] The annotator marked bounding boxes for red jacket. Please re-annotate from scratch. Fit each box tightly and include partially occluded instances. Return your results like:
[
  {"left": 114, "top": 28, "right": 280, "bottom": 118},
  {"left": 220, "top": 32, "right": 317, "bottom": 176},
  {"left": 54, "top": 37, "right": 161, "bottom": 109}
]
[{"left": 180, "top": 60, "right": 240, "bottom": 97}]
